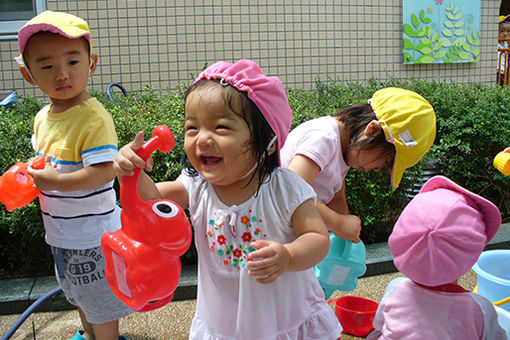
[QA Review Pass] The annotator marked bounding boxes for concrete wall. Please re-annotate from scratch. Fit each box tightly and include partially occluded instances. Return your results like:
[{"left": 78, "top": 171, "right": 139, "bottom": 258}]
[{"left": 0, "top": 1, "right": 500, "bottom": 99}]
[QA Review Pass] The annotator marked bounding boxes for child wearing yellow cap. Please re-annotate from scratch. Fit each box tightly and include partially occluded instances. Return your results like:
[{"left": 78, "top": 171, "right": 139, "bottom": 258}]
[
  {"left": 280, "top": 87, "right": 436, "bottom": 243},
  {"left": 17, "top": 10, "right": 132, "bottom": 340}
]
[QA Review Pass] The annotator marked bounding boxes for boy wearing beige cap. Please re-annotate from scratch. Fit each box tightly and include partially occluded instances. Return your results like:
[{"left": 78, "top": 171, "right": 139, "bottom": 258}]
[{"left": 17, "top": 10, "right": 132, "bottom": 340}]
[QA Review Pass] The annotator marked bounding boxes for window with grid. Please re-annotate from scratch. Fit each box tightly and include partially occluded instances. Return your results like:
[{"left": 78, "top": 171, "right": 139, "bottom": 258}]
[{"left": 0, "top": 0, "right": 46, "bottom": 40}]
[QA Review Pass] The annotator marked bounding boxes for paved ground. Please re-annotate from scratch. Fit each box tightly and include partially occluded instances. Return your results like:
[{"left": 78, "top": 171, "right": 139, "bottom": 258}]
[
  {"left": 3, "top": 224, "right": 508, "bottom": 340},
  {"left": 0, "top": 270, "right": 478, "bottom": 340}
]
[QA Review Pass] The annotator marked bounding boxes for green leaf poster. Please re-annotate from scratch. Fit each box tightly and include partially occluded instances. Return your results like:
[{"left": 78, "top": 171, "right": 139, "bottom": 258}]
[{"left": 403, "top": 0, "right": 480, "bottom": 64}]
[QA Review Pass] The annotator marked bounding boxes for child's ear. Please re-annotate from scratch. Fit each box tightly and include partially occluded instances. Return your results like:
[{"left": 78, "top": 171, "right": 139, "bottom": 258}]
[
  {"left": 88, "top": 54, "right": 99, "bottom": 77},
  {"left": 364, "top": 120, "right": 383, "bottom": 137},
  {"left": 19, "top": 66, "right": 36, "bottom": 86}
]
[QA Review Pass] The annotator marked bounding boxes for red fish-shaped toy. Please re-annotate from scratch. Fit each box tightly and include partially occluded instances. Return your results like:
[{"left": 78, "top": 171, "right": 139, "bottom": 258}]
[{"left": 101, "top": 125, "right": 192, "bottom": 312}]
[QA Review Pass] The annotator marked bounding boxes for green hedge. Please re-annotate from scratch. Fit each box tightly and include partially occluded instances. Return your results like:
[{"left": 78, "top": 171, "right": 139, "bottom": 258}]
[{"left": 1, "top": 80, "right": 508, "bottom": 279}]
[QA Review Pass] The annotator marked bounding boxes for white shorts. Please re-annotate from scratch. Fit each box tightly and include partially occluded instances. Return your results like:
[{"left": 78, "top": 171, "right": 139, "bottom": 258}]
[{"left": 51, "top": 246, "right": 133, "bottom": 324}]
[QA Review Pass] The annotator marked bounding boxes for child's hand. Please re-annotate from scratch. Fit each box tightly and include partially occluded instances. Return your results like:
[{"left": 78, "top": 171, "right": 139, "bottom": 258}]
[
  {"left": 113, "top": 131, "right": 154, "bottom": 178},
  {"left": 246, "top": 239, "right": 290, "bottom": 284},
  {"left": 331, "top": 214, "right": 362, "bottom": 243},
  {"left": 26, "top": 156, "right": 57, "bottom": 190}
]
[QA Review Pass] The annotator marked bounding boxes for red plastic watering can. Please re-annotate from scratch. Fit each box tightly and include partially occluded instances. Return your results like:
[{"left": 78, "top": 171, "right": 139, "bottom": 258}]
[
  {"left": 101, "top": 125, "right": 192, "bottom": 312},
  {"left": 0, "top": 155, "right": 45, "bottom": 211}
]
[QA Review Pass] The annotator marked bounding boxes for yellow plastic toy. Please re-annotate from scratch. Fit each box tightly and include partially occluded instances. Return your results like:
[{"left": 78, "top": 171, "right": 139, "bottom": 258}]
[{"left": 494, "top": 148, "right": 510, "bottom": 176}]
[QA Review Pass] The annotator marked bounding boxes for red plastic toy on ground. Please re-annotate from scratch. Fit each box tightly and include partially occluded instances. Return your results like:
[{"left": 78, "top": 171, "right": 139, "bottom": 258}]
[
  {"left": 101, "top": 125, "right": 192, "bottom": 312},
  {"left": 0, "top": 155, "right": 45, "bottom": 211}
]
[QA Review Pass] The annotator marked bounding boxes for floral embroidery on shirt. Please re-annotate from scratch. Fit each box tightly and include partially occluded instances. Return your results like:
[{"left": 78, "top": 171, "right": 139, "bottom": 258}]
[{"left": 206, "top": 209, "right": 266, "bottom": 269}]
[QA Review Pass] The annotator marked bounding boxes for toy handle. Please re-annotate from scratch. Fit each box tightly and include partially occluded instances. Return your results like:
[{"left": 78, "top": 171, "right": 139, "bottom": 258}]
[
  {"left": 330, "top": 234, "right": 353, "bottom": 259},
  {"left": 136, "top": 125, "right": 175, "bottom": 161},
  {"left": 120, "top": 125, "right": 175, "bottom": 212},
  {"left": 343, "top": 239, "right": 353, "bottom": 258},
  {"left": 29, "top": 155, "right": 46, "bottom": 170}
]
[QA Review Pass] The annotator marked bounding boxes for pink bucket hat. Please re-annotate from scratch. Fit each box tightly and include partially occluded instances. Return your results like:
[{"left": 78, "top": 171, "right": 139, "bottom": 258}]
[
  {"left": 194, "top": 59, "right": 293, "bottom": 150},
  {"left": 389, "top": 175, "right": 501, "bottom": 286}
]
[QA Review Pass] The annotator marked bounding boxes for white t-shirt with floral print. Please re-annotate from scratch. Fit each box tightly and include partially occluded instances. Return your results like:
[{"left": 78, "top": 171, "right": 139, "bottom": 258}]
[{"left": 178, "top": 167, "right": 342, "bottom": 340}]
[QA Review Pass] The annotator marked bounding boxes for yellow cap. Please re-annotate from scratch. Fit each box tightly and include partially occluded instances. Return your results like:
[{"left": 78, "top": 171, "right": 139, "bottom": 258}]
[
  {"left": 18, "top": 10, "right": 91, "bottom": 56},
  {"left": 370, "top": 87, "right": 437, "bottom": 188},
  {"left": 493, "top": 149, "right": 510, "bottom": 176},
  {"left": 500, "top": 15, "right": 510, "bottom": 23}
]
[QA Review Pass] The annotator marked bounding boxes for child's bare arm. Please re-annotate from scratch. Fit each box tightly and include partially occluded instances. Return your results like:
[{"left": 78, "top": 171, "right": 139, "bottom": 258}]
[
  {"left": 28, "top": 157, "right": 115, "bottom": 192},
  {"left": 246, "top": 198, "right": 330, "bottom": 284},
  {"left": 288, "top": 155, "right": 361, "bottom": 242},
  {"left": 325, "top": 183, "right": 348, "bottom": 214},
  {"left": 156, "top": 180, "right": 188, "bottom": 210},
  {"left": 287, "top": 154, "right": 320, "bottom": 186},
  {"left": 320, "top": 186, "right": 361, "bottom": 243}
]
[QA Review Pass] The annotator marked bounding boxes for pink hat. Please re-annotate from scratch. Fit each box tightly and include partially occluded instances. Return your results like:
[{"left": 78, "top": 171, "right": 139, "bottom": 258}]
[
  {"left": 194, "top": 59, "right": 293, "bottom": 150},
  {"left": 18, "top": 10, "right": 92, "bottom": 56},
  {"left": 389, "top": 175, "right": 501, "bottom": 286}
]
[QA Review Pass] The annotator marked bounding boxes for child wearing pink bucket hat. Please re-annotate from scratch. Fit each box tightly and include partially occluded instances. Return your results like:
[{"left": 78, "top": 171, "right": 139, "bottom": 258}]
[
  {"left": 367, "top": 175, "right": 506, "bottom": 339},
  {"left": 114, "top": 59, "right": 342, "bottom": 339}
]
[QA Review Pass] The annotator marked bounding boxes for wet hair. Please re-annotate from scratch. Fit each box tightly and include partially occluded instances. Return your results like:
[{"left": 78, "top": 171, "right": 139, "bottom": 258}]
[
  {"left": 334, "top": 103, "right": 396, "bottom": 163},
  {"left": 182, "top": 79, "right": 279, "bottom": 192}
]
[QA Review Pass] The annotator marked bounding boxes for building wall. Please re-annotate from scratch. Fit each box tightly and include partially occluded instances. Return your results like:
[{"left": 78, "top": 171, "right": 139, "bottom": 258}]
[{"left": 0, "top": 1, "right": 500, "bottom": 99}]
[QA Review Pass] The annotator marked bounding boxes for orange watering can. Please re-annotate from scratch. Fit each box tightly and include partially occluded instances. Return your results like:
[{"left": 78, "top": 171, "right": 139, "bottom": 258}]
[
  {"left": 101, "top": 125, "right": 192, "bottom": 312},
  {"left": 0, "top": 155, "right": 45, "bottom": 211}
]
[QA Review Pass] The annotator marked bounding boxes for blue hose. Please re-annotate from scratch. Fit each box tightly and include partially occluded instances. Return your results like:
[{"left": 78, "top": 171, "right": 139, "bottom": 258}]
[
  {"left": 107, "top": 83, "right": 128, "bottom": 103},
  {"left": 1, "top": 286, "right": 63, "bottom": 340}
]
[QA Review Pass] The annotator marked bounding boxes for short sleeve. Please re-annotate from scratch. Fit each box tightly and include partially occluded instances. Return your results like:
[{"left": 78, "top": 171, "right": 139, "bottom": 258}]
[
  {"left": 471, "top": 294, "right": 507, "bottom": 339},
  {"left": 81, "top": 103, "right": 118, "bottom": 167},
  {"left": 292, "top": 126, "right": 337, "bottom": 172},
  {"left": 177, "top": 170, "right": 194, "bottom": 195},
  {"left": 270, "top": 168, "right": 317, "bottom": 231},
  {"left": 176, "top": 169, "right": 205, "bottom": 214}
]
